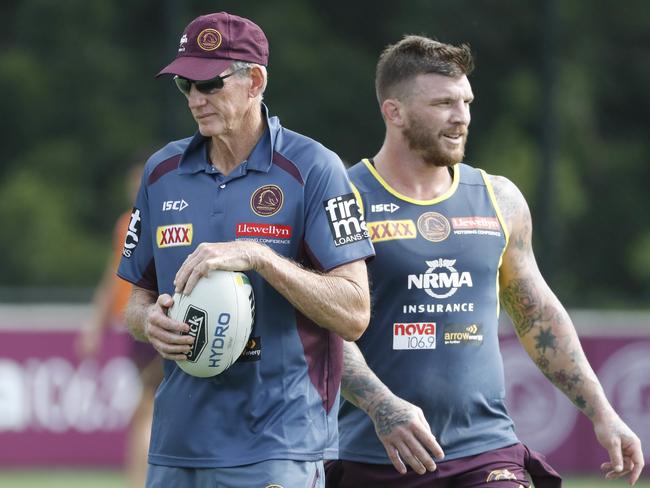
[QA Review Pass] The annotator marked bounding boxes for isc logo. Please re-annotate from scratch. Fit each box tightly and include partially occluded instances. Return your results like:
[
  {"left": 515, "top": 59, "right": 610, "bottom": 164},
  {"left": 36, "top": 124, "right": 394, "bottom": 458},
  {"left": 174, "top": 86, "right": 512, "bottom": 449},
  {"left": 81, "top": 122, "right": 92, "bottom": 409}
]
[
  {"left": 323, "top": 193, "right": 369, "bottom": 247},
  {"left": 371, "top": 203, "right": 400, "bottom": 213},
  {"left": 162, "top": 199, "right": 188, "bottom": 212}
]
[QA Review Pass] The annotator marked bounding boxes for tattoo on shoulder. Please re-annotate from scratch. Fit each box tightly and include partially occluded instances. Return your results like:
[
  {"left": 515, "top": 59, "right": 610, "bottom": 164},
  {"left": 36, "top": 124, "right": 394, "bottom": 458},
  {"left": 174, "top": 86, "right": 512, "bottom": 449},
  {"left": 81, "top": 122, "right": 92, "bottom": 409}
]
[
  {"left": 511, "top": 223, "right": 529, "bottom": 252},
  {"left": 490, "top": 175, "right": 520, "bottom": 225}
]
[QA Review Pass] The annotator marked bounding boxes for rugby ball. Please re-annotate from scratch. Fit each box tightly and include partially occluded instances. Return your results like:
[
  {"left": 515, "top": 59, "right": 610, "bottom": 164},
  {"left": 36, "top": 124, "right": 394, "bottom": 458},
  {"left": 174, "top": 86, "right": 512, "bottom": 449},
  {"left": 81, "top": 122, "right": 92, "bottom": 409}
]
[{"left": 168, "top": 270, "right": 255, "bottom": 378}]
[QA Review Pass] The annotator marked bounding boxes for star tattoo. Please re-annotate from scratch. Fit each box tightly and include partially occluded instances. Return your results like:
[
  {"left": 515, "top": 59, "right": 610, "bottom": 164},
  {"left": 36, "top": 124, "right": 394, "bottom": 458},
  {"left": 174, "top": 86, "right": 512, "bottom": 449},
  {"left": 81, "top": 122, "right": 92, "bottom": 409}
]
[{"left": 534, "top": 326, "right": 557, "bottom": 355}]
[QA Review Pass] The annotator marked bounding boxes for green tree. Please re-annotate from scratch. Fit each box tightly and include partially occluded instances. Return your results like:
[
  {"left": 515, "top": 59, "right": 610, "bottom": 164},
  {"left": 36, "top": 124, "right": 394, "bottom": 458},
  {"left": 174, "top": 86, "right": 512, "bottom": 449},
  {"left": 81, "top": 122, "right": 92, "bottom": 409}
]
[{"left": 0, "top": 0, "right": 648, "bottom": 306}]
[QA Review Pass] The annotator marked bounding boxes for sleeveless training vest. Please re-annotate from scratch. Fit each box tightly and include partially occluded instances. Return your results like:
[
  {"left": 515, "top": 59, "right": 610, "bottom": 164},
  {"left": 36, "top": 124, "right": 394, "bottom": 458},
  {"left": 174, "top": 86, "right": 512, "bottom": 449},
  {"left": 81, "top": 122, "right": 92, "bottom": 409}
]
[{"left": 338, "top": 159, "right": 520, "bottom": 463}]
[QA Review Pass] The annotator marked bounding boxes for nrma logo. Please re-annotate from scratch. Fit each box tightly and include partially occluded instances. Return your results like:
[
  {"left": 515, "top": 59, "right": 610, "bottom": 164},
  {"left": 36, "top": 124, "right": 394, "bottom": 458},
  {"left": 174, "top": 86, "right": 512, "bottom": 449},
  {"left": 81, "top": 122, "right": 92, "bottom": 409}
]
[{"left": 407, "top": 258, "right": 473, "bottom": 299}]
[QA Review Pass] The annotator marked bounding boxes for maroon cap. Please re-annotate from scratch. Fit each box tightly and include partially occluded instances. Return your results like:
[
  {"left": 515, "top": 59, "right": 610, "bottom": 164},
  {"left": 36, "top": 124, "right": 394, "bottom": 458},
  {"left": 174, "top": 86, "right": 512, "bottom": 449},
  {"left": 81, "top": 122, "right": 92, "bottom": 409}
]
[{"left": 157, "top": 12, "right": 269, "bottom": 81}]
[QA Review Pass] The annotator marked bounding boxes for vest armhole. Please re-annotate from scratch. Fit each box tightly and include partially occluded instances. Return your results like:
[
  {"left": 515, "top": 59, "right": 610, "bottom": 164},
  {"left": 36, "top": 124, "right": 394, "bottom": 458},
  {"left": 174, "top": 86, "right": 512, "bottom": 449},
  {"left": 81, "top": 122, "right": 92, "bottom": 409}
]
[
  {"left": 351, "top": 183, "right": 365, "bottom": 217},
  {"left": 479, "top": 169, "right": 510, "bottom": 245},
  {"left": 479, "top": 169, "right": 509, "bottom": 319}
]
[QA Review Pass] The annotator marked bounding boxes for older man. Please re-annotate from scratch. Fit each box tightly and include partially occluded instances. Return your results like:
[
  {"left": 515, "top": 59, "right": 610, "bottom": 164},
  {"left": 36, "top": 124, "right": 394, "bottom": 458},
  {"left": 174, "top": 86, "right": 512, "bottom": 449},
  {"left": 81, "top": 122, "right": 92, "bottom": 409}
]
[{"left": 118, "top": 12, "right": 374, "bottom": 488}]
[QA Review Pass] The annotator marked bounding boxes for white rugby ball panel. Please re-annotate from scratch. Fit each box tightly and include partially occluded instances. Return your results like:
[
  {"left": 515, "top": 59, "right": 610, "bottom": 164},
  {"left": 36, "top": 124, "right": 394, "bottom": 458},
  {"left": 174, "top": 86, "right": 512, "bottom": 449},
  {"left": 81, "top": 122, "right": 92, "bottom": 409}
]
[{"left": 169, "top": 270, "right": 254, "bottom": 378}]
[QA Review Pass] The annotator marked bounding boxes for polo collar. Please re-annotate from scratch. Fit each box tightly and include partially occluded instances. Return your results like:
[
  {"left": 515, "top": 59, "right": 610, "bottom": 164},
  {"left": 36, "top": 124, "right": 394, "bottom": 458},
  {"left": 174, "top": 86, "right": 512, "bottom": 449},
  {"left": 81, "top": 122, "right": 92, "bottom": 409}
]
[{"left": 178, "top": 103, "right": 278, "bottom": 176}]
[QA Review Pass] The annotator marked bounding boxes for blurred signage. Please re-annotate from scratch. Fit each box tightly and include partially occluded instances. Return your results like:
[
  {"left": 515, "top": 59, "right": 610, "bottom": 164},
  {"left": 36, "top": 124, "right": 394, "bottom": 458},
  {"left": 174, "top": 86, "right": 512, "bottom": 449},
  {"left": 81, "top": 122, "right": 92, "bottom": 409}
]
[
  {"left": 0, "top": 307, "right": 648, "bottom": 473},
  {"left": 0, "top": 323, "right": 141, "bottom": 466},
  {"left": 502, "top": 335, "right": 650, "bottom": 473}
]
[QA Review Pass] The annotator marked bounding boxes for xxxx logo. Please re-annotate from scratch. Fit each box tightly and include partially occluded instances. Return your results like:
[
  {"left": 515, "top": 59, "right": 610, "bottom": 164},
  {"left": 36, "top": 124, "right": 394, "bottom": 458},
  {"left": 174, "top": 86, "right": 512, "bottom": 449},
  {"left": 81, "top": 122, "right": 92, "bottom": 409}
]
[
  {"left": 156, "top": 224, "right": 193, "bottom": 248},
  {"left": 368, "top": 220, "right": 417, "bottom": 243}
]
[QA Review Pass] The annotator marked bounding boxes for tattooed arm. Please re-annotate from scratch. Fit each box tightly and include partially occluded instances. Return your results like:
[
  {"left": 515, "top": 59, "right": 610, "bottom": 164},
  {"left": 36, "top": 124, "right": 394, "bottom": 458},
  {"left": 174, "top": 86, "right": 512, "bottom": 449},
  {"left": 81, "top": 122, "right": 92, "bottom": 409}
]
[
  {"left": 341, "top": 341, "right": 444, "bottom": 474},
  {"left": 491, "top": 174, "right": 644, "bottom": 485}
]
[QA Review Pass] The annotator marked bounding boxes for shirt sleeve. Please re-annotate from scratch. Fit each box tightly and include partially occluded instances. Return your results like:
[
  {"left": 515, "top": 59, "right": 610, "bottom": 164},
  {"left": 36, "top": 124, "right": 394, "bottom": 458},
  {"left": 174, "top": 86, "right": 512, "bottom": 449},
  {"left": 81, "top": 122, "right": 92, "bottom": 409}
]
[
  {"left": 117, "top": 170, "right": 158, "bottom": 292},
  {"left": 303, "top": 149, "right": 375, "bottom": 271}
]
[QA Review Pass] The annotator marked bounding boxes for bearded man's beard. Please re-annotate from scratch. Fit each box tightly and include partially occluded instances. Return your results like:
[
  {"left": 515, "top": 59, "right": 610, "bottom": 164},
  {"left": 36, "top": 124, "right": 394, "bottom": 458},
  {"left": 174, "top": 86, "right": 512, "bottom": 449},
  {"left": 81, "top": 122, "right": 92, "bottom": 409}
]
[{"left": 402, "top": 120, "right": 467, "bottom": 167}]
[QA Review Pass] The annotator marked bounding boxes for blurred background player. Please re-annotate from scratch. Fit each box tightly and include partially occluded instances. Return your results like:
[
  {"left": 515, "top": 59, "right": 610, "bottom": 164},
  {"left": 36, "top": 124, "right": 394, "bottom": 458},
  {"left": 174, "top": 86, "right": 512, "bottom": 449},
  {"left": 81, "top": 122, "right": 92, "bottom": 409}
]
[
  {"left": 76, "top": 163, "right": 163, "bottom": 488},
  {"left": 326, "top": 35, "right": 644, "bottom": 487}
]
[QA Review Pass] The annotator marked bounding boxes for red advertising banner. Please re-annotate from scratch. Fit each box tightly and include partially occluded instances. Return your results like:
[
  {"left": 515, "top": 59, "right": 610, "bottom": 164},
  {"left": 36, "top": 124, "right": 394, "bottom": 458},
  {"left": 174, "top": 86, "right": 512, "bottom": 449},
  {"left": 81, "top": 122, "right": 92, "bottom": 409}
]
[
  {"left": 0, "top": 306, "right": 141, "bottom": 467},
  {"left": 501, "top": 324, "right": 650, "bottom": 474},
  {"left": 0, "top": 306, "right": 648, "bottom": 474}
]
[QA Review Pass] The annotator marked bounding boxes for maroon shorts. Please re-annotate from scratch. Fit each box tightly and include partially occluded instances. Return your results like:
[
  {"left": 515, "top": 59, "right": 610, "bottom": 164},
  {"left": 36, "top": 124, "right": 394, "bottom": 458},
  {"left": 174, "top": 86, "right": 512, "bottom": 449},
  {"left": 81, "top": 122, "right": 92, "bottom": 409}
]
[{"left": 325, "top": 443, "right": 561, "bottom": 488}]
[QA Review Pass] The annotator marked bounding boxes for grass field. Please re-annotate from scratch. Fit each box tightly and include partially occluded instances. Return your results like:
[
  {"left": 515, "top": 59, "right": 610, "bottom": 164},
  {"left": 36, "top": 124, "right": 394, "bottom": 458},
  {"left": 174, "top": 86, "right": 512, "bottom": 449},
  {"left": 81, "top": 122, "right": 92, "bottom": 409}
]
[
  {"left": 0, "top": 470, "right": 123, "bottom": 488},
  {"left": 0, "top": 471, "right": 648, "bottom": 488}
]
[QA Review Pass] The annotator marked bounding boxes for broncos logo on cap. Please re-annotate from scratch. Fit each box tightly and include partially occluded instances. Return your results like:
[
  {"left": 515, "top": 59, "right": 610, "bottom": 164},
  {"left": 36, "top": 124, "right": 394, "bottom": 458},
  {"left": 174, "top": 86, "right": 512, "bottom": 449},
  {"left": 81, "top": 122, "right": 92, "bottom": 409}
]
[{"left": 197, "top": 28, "right": 222, "bottom": 51}]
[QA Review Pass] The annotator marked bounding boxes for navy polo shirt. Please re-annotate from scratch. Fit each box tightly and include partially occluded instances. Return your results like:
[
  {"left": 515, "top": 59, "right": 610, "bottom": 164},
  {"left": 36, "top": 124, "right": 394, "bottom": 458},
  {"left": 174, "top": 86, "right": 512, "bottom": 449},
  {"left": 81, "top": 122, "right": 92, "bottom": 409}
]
[{"left": 117, "top": 106, "right": 374, "bottom": 467}]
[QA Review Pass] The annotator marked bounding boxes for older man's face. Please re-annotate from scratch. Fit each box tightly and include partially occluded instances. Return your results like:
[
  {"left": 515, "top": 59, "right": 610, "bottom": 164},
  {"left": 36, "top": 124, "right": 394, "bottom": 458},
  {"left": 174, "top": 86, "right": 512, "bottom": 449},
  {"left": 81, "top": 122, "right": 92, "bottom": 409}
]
[{"left": 183, "top": 69, "right": 253, "bottom": 138}]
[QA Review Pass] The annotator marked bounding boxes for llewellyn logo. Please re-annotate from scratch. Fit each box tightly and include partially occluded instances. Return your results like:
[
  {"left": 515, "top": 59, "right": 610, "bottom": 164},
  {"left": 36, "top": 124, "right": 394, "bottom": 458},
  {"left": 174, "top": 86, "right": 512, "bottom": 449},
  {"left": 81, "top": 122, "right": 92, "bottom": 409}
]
[
  {"left": 451, "top": 216, "right": 502, "bottom": 237},
  {"left": 323, "top": 193, "right": 369, "bottom": 247},
  {"left": 236, "top": 223, "right": 292, "bottom": 239}
]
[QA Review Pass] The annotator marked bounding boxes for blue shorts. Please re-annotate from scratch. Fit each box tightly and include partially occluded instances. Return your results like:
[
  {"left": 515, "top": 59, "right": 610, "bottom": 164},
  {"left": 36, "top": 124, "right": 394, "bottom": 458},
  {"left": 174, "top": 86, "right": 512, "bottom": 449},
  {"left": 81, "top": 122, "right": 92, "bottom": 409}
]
[{"left": 147, "top": 459, "right": 325, "bottom": 488}]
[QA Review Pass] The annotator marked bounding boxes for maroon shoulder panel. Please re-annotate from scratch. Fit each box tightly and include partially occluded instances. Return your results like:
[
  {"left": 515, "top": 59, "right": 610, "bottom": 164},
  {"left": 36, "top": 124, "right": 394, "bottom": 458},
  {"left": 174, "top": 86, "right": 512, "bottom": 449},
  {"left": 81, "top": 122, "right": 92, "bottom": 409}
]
[
  {"left": 272, "top": 151, "right": 304, "bottom": 185},
  {"left": 148, "top": 155, "right": 181, "bottom": 186}
]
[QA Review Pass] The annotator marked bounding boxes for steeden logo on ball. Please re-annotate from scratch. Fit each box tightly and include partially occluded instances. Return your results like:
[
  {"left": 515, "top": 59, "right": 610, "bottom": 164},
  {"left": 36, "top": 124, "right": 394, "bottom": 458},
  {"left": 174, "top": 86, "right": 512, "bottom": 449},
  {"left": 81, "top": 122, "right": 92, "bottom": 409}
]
[{"left": 168, "top": 270, "right": 255, "bottom": 378}]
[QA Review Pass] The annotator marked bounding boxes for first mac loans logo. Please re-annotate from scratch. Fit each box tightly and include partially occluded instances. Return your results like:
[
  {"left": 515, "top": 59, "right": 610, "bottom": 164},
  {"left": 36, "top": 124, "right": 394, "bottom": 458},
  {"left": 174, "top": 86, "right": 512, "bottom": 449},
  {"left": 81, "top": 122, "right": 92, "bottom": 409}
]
[
  {"left": 323, "top": 193, "right": 369, "bottom": 246},
  {"left": 122, "top": 207, "right": 141, "bottom": 258}
]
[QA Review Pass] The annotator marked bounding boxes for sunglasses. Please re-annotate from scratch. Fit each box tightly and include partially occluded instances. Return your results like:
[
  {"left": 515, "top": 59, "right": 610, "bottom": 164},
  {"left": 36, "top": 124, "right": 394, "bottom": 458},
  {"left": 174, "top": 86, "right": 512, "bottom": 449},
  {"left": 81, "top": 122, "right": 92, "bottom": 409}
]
[{"left": 173, "top": 68, "right": 247, "bottom": 96}]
